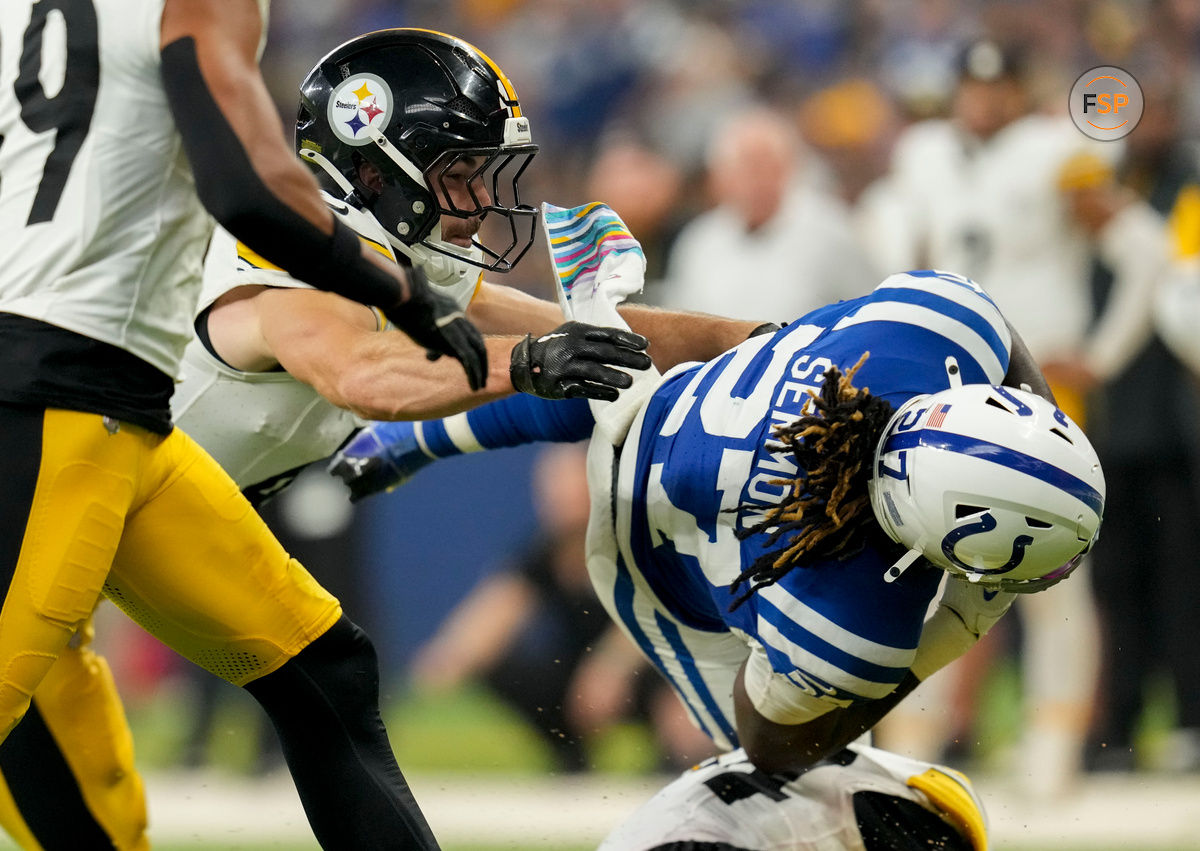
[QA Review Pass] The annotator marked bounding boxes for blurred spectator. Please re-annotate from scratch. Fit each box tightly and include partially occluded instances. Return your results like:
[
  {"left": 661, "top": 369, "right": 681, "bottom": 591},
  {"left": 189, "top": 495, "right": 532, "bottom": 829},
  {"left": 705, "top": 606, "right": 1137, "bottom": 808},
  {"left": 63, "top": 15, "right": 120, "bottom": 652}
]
[
  {"left": 584, "top": 136, "right": 686, "bottom": 290},
  {"left": 1082, "top": 77, "right": 1200, "bottom": 774},
  {"left": 857, "top": 41, "right": 1120, "bottom": 384},
  {"left": 1046, "top": 151, "right": 1166, "bottom": 416},
  {"left": 1156, "top": 186, "right": 1200, "bottom": 376},
  {"left": 799, "top": 78, "right": 900, "bottom": 204},
  {"left": 490, "top": 2, "right": 645, "bottom": 152},
  {"left": 871, "top": 0, "right": 980, "bottom": 120},
  {"left": 729, "top": 0, "right": 857, "bottom": 84},
  {"left": 1147, "top": 0, "right": 1200, "bottom": 137},
  {"left": 564, "top": 623, "right": 715, "bottom": 773},
  {"left": 410, "top": 444, "right": 712, "bottom": 772},
  {"left": 627, "top": 14, "right": 761, "bottom": 176},
  {"left": 656, "top": 105, "right": 878, "bottom": 323}
]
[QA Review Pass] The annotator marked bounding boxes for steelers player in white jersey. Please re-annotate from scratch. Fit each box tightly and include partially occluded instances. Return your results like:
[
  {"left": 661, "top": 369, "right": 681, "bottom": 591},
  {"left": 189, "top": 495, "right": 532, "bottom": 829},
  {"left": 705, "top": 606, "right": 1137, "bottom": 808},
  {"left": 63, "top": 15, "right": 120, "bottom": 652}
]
[
  {"left": 0, "top": 2, "right": 512, "bottom": 847},
  {"left": 0, "top": 24, "right": 758, "bottom": 850}
]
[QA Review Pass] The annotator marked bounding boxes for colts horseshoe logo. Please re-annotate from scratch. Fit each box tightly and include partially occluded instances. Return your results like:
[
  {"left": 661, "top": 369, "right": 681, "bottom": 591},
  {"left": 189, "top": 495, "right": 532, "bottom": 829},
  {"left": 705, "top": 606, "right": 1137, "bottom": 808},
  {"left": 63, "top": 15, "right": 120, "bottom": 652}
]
[{"left": 941, "top": 511, "right": 1034, "bottom": 576}]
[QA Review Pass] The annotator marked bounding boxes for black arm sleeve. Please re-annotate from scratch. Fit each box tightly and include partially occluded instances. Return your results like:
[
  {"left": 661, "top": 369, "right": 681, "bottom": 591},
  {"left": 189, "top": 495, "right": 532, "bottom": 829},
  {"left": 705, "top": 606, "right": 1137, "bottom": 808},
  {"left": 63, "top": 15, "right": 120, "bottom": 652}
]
[{"left": 160, "top": 37, "right": 407, "bottom": 311}]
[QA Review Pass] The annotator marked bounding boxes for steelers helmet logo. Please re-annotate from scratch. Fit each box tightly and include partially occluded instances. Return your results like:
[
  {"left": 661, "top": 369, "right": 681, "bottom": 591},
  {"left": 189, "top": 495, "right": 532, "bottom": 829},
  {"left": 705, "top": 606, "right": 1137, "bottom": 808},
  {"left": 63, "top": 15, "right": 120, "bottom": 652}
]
[{"left": 327, "top": 73, "right": 394, "bottom": 147}]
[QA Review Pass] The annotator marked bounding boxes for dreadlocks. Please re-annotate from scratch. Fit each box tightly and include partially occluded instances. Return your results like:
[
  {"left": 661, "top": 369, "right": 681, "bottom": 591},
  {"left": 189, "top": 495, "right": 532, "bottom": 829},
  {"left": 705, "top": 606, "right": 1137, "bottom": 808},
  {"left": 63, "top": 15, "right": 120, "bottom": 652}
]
[{"left": 729, "top": 353, "right": 896, "bottom": 609}]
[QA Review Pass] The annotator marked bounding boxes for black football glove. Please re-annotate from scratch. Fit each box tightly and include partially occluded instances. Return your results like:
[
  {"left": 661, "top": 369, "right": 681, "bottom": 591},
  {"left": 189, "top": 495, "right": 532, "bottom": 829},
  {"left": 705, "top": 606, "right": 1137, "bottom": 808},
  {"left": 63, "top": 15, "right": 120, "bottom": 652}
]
[
  {"left": 510, "top": 321, "right": 653, "bottom": 402},
  {"left": 383, "top": 265, "right": 488, "bottom": 391}
]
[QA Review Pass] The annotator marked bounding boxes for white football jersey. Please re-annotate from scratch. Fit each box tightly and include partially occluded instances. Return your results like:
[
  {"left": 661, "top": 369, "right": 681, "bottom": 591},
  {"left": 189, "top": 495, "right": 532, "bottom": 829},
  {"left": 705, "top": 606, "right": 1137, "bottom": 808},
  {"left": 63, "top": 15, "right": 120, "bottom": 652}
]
[
  {"left": 599, "top": 743, "right": 986, "bottom": 851},
  {"left": 173, "top": 193, "right": 478, "bottom": 494},
  {"left": 860, "top": 115, "right": 1117, "bottom": 361},
  {"left": 0, "top": 0, "right": 269, "bottom": 378}
]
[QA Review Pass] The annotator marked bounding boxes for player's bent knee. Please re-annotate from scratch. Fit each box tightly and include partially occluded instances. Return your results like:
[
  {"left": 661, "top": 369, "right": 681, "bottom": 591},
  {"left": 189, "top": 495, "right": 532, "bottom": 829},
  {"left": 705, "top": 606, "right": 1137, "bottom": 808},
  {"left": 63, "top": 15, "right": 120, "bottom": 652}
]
[{"left": 244, "top": 615, "right": 381, "bottom": 721}]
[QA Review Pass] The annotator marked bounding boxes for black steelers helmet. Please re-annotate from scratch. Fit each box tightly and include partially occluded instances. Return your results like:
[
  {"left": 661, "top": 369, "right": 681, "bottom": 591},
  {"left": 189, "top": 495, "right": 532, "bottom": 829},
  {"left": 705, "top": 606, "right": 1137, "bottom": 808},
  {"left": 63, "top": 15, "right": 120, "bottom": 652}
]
[{"left": 297, "top": 28, "right": 538, "bottom": 273}]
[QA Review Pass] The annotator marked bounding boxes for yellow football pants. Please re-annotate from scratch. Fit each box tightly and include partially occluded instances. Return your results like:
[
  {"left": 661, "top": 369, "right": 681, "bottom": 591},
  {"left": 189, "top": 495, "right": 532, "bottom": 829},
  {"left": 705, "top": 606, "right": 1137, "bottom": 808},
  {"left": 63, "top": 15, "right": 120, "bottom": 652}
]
[
  {"left": 0, "top": 619, "right": 146, "bottom": 850},
  {"left": 0, "top": 408, "right": 342, "bottom": 848}
]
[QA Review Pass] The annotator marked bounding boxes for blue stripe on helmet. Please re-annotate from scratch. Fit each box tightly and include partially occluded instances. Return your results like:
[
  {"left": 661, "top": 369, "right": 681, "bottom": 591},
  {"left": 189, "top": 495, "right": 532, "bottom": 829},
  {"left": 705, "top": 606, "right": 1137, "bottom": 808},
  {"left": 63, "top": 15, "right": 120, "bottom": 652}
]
[{"left": 882, "top": 428, "right": 1104, "bottom": 515}]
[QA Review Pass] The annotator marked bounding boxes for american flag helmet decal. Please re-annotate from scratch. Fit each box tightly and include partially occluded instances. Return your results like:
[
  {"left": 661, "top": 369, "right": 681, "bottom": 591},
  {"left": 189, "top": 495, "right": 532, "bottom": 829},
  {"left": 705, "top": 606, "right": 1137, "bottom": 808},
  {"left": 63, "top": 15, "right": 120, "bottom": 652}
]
[{"left": 926, "top": 403, "right": 952, "bottom": 428}]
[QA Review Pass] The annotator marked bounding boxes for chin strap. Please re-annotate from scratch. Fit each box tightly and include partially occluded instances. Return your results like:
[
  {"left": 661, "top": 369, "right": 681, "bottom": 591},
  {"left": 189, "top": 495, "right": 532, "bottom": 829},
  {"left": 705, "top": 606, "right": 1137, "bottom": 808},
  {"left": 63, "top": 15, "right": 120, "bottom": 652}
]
[
  {"left": 388, "top": 228, "right": 482, "bottom": 290},
  {"left": 365, "top": 125, "right": 427, "bottom": 186},
  {"left": 299, "top": 147, "right": 357, "bottom": 198},
  {"left": 945, "top": 355, "right": 963, "bottom": 388},
  {"left": 880, "top": 358, "right": 963, "bottom": 585},
  {"left": 883, "top": 547, "right": 924, "bottom": 583}
]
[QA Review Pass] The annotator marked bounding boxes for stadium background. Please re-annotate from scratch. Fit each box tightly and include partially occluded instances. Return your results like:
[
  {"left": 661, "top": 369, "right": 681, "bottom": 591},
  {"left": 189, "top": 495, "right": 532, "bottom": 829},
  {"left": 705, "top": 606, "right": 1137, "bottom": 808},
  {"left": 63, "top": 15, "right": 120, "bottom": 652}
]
[{"left": 8, "top": 1, "right": 1198, "bottom": 848}]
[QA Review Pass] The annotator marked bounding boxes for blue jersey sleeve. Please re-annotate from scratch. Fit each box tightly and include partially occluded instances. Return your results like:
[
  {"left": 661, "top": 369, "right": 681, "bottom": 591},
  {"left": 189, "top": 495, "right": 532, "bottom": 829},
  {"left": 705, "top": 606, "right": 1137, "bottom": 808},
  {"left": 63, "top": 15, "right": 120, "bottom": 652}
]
[{"left": 414, "top": 394, "right": 595, "bottom": 459}]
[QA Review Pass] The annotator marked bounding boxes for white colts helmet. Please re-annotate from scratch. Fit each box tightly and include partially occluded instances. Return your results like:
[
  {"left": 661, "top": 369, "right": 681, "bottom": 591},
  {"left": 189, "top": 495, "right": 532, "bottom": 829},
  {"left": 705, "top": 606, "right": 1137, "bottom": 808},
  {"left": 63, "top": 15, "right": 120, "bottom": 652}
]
[{"left": 868, "top": 383, "right": 1105, "bottom": 592}]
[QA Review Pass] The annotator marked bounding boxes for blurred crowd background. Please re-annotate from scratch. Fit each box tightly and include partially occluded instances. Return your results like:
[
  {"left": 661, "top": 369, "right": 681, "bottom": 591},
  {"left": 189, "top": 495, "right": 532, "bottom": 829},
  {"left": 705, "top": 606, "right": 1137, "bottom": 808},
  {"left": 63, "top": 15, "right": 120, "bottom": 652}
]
[{"left": 96, "top": 0, "right": 1200, "bottom": 806}]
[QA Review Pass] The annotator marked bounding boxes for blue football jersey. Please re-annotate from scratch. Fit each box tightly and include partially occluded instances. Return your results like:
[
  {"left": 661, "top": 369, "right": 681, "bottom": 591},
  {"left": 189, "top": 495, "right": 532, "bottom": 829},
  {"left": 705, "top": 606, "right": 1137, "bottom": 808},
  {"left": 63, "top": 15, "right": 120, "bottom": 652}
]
[{"left": 618, "top": 271, "right": 1012, "bottom": 707}]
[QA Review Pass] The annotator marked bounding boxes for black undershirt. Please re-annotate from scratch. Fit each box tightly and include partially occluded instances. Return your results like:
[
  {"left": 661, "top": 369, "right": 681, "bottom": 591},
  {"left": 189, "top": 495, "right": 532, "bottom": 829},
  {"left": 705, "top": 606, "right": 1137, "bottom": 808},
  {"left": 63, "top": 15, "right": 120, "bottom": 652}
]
[{"left": 0, "top": 313, "right": 174, "bottom": 434}]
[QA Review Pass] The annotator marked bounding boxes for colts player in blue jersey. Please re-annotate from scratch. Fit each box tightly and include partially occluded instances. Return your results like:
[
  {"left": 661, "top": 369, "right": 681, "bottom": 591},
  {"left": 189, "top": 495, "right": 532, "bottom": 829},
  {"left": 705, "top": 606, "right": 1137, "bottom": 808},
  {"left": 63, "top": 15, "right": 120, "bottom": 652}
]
[{"left": 332, "top": 270, "right": 1105, "bottom": 850}]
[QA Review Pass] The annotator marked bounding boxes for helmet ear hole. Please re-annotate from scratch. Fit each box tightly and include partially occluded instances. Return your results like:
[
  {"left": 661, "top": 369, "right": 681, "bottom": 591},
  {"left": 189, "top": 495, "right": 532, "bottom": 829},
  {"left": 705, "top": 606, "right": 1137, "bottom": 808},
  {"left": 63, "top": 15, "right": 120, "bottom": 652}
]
[
  {"left": 1049, "top": 427, "right": 1074, "bottom": 445},
  {"left": 352, "top": 156, "right": 384, "bottom": 197},
  {"left": 1025, "top": 516, "right": 1053, "bottom": 528},
  {"left": 955, "top": 504, "right": 988, "bottom": 519}
]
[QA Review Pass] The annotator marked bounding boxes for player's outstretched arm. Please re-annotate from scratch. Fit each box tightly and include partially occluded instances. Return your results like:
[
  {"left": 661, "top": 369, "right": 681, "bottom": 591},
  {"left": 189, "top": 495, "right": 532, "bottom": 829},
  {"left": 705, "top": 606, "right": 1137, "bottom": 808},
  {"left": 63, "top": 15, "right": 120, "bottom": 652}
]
[
  {"left": 326, "top": 316, "right": 777, "bottom": 501},
  {"left": 328, "top": 395, "right": 596, "bottom": 502},
  {"left": 732, "top": 574, "right": 1020, "bottom": 775},
  {"left": 467, "top": 283, "right": 767, "bottom": 371},
  {"left": 618, "top": 303, "right": 770, "bottom": 369},
  {"left": 158, "top": 0, "right": 487, "bottom": 387},
  {"left": 217, "top": 285, "right": 648, "bottom": 420}
]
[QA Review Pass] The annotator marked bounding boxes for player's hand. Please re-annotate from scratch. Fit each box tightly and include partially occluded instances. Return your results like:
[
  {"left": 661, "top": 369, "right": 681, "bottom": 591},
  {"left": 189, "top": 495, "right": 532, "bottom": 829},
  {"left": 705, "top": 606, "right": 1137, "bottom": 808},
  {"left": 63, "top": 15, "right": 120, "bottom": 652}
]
[
  {"left": 384, "top": 266, "right": 488, "bottom": 391},
  {"left": 940, "top": 575, "right": 1016, "bottom": 632},
  {"left": 509, "top": 321, "right": 652, "bottom": 402},
  {"left": 327, "top": 422, "right": 433, "bottom": 503}
]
